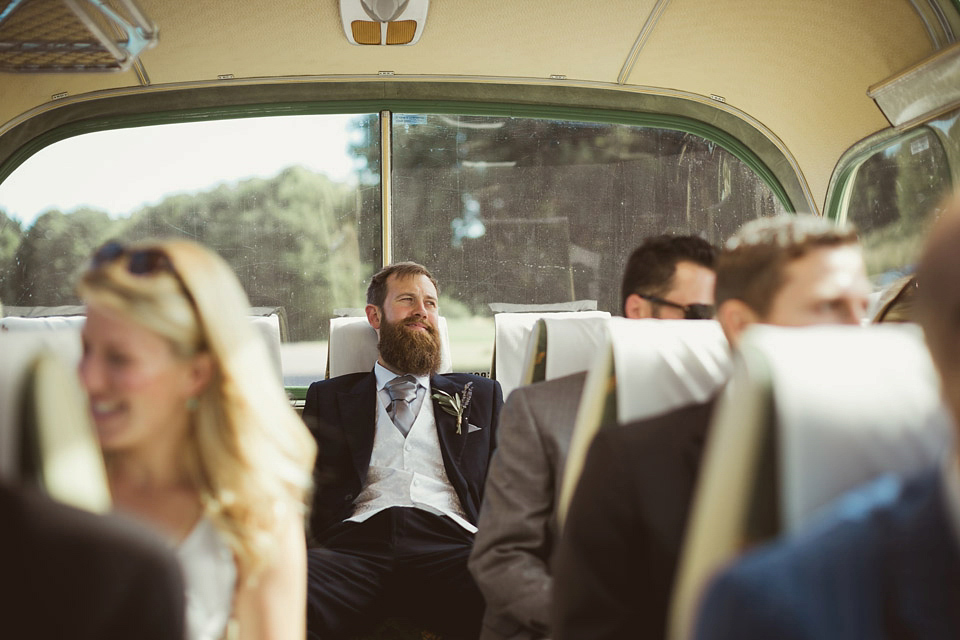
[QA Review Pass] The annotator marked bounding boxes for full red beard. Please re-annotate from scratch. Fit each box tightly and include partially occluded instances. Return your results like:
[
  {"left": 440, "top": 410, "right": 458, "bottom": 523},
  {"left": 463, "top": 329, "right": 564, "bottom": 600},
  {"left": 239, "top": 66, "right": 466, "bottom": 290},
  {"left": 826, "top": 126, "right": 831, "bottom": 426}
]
[{"left": 377, "top": 315, "right": 443, "bottom": 376}]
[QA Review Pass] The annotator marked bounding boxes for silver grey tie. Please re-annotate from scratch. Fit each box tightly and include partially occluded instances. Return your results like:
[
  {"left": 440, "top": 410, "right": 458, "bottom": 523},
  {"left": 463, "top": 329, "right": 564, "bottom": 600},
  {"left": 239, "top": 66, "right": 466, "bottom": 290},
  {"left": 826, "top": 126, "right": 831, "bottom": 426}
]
[{"left": 385, "top": 375, "right": 418, "bottom": 437}]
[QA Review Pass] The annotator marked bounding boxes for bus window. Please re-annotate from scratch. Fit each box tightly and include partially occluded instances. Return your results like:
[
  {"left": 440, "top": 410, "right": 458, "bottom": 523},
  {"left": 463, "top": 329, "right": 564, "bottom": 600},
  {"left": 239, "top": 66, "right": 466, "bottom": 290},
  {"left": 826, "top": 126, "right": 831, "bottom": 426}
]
[
  {"left": 841, "top": 109, "right": 959, "bottom": 286},
  {"left": 387, "top": 114, "right": 786, "bottom": 371},
  {"left": 0, "top": 114, "right": 381, "bottom": 387},
  {"left": 0, "top": 110, "right": 787, "bottom": 380}
]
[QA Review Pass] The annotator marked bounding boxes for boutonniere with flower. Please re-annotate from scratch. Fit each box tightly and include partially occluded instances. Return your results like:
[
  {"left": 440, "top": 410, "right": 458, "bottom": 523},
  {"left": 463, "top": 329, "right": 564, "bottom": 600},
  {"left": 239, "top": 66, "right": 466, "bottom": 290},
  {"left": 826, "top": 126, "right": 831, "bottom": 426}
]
[{"left": 432, "top": 381, "right": 474, "bottom": 435}]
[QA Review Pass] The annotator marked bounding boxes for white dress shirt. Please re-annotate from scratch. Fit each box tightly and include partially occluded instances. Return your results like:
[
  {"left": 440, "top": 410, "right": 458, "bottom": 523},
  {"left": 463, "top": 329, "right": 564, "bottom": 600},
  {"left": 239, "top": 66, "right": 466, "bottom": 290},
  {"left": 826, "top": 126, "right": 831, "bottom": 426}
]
[{"left": 345, "top": 362, "right": 475, "bottom": 532}]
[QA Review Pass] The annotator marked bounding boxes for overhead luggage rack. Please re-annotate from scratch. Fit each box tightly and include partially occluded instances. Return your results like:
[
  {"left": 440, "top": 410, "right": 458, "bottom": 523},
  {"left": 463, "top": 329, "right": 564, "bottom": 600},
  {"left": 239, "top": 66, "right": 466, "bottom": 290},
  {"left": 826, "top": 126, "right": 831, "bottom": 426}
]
[{"left": 0, "top": 0, "right": 156, "bottom": 72}]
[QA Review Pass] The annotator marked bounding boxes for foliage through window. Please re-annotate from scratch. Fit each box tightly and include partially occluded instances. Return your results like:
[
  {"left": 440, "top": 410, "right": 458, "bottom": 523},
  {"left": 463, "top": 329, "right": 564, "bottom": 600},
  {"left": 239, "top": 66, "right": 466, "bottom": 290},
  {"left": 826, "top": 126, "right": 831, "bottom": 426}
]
[
  {"left": 1, "top": 110, "right": 786, "bottom": 377},
  {"left": 0, "top": 114, "right": 380, "bottom": 385},
  {"left": 843, "top": 109, "right": 959, "bottom": 285},
  {"left": 378, "top": 114, "right": 785, "bottom": 368}
]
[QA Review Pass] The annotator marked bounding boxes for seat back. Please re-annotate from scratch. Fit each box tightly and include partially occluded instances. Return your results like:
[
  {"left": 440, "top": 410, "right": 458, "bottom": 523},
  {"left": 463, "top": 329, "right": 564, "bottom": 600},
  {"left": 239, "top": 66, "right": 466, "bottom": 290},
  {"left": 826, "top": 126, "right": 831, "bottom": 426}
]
[
  {"left": 248, "top": 313, "right": 283, "bottom": 382},
  {"left": 0, "top": 332, "right": 110, "bottom": 513},
  {"left": 519, "top": 314, "right": 612, "bottom": 386},
  {"left": 670, "top": 324, "right": 952, "bottom": 640},
  {"left": 1, "top": 315, "right": 87, "bottom": 332},
  {"left": 492, "top": 309, "right": 610, "bottom": 400},
  {"left": 326, "top": 314, "right": 454, "bottom": 379},
  {"left": 559, "top": 319, "right": 731, "bottom": 523},
  {"left": 3, "top": 308, "right": 286, "bottom": 381}
]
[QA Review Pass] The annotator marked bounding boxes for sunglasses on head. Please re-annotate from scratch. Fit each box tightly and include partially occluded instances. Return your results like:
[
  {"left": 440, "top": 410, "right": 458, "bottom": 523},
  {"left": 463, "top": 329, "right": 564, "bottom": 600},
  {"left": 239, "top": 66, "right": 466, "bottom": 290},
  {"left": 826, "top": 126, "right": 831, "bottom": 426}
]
[
  {"left": 89, "top": 241, "right": 195, "bottom": 299},
  {"left": 637, "top": 293, "right": 715, "bottom": 320},
  {"left": 91, "top": 241, "right": 177, "bottom": 275}
]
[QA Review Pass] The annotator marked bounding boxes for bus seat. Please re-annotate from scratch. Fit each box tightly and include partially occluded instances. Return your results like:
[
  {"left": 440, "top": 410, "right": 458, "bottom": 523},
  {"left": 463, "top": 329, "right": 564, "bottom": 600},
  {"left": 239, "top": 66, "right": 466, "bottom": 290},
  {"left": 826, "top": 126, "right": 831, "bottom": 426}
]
[
  {"left": 1, "top": 315, "right": 86, "bottom": 332},
  {"left": 520, "top": 315, "right": 611, "bottom": 386},
  {"left": 492, "top": 307, "right": 609, "bottom": 400},
  {"left": 3, "top": 309, "right": 285, "bottom": 382},
  {"left": 326, "top": 314, "right": 453, "bottom": 379},
  {"left": 558, "top": 319, "right": 731, "bottom": 524},
  {"left": 488, "top": 300, "right": 600, "bottom": 314},
  {"left": 669, "top": 324, "right": 952, "bottom": 640},
  {"left": 865, "top": 289, "right": 885, "bottom": 322},
  {"left": 248, "top": 313, "right": 283, "bottom": 383},
  {"left": 0, "top": 332, "right": 110, "bottom": 514},
  {"left": 0, "top": 317, "right": 84, "bottom": 362},
  {"left": 250, "top": 306, "right": 290, "bottom": 341}
]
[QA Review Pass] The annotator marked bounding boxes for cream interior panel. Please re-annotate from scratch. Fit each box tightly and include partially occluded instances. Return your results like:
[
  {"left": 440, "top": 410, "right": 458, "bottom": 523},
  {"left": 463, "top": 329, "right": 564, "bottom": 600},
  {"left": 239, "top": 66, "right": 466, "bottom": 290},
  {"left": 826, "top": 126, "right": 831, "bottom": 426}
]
[
  {"left": 407, "top": 0, "right": 657, "bottom": 81},
  {"left": 136, "top": 0, "right": 656, "bottom": 84},
  {"left": 0, "top": 73, "right": 137, "bottom": 133},
  {"left": 629, "top": 0, "right": 934, "bottom": 209},
  {"left": 138, "top": 0, "right": 335, "bottom": 83}
]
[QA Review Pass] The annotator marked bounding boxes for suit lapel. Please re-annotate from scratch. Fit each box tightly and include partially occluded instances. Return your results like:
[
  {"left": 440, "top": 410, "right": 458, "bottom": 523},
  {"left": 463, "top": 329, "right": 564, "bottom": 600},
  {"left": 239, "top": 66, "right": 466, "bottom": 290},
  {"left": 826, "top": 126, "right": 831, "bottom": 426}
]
[
  {"left": 431, "top": 374, "right": 468, "bottom": 465},
  {"left": 337, "top": 372, "right": 378, "bottom": 482},
  {"left": 686, "top": 396, "right": 718, "bottom": 477}
]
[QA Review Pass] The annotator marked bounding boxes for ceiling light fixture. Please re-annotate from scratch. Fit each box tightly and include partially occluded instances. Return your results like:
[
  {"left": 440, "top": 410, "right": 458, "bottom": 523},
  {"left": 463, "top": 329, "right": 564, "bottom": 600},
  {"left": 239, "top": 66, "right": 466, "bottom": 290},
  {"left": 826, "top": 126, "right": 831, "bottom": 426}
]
[{"left": 339, "top": 0, "right": 429, "bottom": 46}]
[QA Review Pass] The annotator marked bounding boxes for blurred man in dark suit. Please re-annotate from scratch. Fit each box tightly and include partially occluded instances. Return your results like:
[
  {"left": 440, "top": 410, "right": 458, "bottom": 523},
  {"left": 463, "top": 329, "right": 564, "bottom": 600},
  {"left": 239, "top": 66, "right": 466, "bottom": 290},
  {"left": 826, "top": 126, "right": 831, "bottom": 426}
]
[
  {"left": 2, "top": 482, "right": 185, "bottom": 640},
  {"left": 692, "top": 196, "right": 960, "bottom": 640},
  {"left": 553, "top": 215, "right": 871, "bottom": 640}
]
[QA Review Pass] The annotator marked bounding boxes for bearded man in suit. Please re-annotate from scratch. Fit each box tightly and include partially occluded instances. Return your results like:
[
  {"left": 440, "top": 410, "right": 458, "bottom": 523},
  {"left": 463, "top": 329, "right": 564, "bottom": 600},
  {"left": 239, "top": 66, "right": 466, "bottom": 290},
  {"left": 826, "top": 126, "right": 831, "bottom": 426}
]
[
  {"left": 469, "top": 235, "right": 718, "bottom": 640},
  {"left": 303, "top": 262, "right": 503, "bottom": 640}
]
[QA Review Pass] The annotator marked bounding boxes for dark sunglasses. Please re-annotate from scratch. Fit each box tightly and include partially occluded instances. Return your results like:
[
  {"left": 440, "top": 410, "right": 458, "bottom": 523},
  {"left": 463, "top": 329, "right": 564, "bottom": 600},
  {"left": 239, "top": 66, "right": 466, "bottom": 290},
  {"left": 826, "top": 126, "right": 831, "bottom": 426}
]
[
  {"left": 89, "top": 241, "right": 198, "bottom": 311},
  {"left": 91, "top": 241, "right": 177, "bottom": 276},
  {"left": 638, "top": 293, "right": 715, "bottom": 320}
]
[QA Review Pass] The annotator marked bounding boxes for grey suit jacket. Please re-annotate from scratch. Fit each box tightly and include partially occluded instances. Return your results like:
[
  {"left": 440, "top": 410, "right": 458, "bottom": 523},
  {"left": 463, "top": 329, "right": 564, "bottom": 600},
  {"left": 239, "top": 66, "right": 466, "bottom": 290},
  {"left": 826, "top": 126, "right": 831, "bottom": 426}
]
[{"left": 469, "top": 372, "right": 586, "bottom": 640}]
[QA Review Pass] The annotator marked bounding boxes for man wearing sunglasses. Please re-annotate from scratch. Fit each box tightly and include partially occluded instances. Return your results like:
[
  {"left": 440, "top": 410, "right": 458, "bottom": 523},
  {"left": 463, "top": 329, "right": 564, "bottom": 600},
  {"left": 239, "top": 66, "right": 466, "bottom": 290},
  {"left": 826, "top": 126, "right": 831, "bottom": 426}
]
[
  {"left": 553, "top": 214, "right": 871, "bottom": 640},
  {"left": 469, "top": 235, "right": 717, "bottom": 640},
  {"left": 620, "top": 235, "right": 718, "bottom": 322},
  {"left": 635, "top": 294, "right": 715, "bottom": 320}
]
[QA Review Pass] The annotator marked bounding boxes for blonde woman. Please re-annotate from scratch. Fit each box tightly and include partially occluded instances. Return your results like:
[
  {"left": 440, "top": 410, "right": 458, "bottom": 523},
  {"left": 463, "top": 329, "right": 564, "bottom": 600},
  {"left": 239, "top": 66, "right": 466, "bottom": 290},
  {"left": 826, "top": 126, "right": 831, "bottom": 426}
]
[{"left": 77, "top": 239, "right": 316, "bottom": 640}]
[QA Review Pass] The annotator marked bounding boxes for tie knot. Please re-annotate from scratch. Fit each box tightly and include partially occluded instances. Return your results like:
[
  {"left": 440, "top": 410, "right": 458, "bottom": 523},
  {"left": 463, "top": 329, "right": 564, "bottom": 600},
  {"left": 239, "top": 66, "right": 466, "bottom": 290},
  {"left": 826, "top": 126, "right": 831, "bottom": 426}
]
[{"left": 386, "top": 375, "right": 418, "bottom": 403}]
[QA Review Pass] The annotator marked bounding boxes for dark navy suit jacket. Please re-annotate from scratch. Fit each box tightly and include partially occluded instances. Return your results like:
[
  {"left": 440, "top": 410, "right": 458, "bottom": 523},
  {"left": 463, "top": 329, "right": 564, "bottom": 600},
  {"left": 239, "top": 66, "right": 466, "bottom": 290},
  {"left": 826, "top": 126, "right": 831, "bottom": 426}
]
[
  {"left": 553, "top": 397, "right": 718, "bottom": 640},
  {"left": 302, "top": 370, "right": 503, "bottom": 539},
  {"left": 1, "top": 483, "right": 186, "bottom": 640},
  {"left": 694, "top": 468, "right": 960, "bottom": 640}
]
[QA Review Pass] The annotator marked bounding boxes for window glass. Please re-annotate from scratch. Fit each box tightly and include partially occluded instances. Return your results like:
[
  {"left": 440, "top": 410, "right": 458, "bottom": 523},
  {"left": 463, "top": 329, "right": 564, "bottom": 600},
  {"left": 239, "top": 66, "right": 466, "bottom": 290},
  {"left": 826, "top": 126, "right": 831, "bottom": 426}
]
[
  {"left": 844, "top": 109, "right": 958, "bottom": 285},
  {"left": 389, "top": 114, "right": 786, "bottom": 372},
  {"left": 0, "top": 110, "right": 788, "bottom": 380},
  {"left": 0, "top": 114, "right": 381, "bottom": 386}
]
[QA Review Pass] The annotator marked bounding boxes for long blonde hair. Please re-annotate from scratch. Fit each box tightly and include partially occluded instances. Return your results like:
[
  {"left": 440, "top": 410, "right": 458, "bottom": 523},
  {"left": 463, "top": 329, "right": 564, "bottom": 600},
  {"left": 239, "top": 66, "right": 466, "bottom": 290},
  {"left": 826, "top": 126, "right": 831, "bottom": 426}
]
[{"left": 78, "top": 239, "right": 316, "bottom": 579}]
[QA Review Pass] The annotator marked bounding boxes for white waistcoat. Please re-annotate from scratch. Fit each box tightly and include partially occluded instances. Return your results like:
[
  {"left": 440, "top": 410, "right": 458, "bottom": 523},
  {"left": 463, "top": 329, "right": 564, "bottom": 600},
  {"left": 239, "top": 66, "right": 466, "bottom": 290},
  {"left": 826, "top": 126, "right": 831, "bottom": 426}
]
[{"left": 346, "top": 393, "right": 475, "bottom": 532}]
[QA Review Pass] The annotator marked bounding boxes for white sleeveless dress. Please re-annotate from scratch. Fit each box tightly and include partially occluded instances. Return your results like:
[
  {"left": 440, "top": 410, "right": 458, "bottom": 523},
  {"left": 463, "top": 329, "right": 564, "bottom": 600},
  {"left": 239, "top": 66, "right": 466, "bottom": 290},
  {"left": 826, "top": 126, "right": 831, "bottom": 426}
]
[{"left": 176, "top": 517, "right": 237, "bottom": 640}]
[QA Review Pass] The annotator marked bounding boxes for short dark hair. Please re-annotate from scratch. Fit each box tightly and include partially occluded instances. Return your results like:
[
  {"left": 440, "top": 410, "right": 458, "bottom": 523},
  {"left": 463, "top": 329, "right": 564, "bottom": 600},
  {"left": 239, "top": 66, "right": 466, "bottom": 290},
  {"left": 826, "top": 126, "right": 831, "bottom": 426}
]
[
  {"left": 715, "top": 215, "right": 859, "bottom": 317},
  {"left": 620, "top": 235, "right": 718, "bottom": 315},
  {"left": 367, "top": 262, "right": 439, "bottom": 307}
]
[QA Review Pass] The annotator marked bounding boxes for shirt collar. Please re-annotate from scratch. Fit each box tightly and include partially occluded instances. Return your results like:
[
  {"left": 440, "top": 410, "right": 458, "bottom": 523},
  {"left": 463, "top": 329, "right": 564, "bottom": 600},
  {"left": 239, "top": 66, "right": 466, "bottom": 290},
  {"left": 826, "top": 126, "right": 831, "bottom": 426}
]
[
  {"left": 374, "top": 361, "right": 431, "bottom": 392},
  {"left": 940, "top": 451, "right": 960, "bottom": 550}
]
